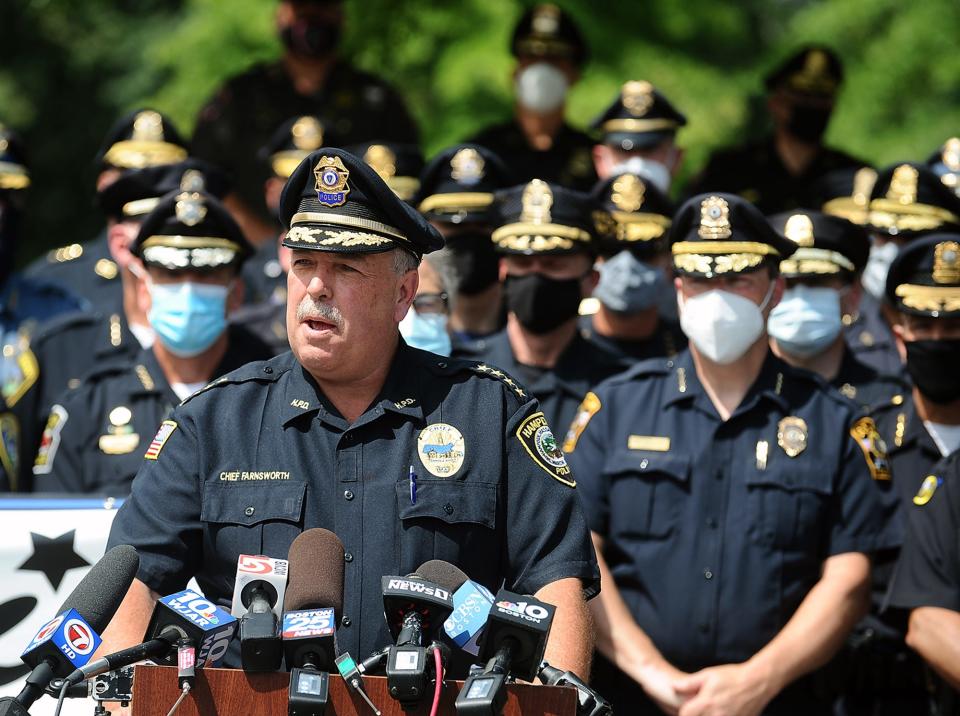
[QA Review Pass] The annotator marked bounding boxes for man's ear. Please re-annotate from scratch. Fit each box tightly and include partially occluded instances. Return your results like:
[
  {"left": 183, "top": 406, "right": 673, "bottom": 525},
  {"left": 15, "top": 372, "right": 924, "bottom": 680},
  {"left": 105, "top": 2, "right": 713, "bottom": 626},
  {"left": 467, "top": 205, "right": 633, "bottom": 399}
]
[
  {"left": 136, "top": 272, "right": 152, "bottom": 316},
  {"left": 395, "top": 267, "right": 419, "bottom": 323},
  {"left": 581, "top": 267, "right": 599, "bottom": 297},
  {"left": 228, "top": 276, "right": 246, "bottom": 314}
]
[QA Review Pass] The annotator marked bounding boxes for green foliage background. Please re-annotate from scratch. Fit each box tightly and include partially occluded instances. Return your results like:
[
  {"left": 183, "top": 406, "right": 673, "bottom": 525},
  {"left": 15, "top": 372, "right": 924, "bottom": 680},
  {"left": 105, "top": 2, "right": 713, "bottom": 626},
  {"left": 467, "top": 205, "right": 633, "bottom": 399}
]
[{"left": 2, "top": 0, "right": 958, "bottom": 263}]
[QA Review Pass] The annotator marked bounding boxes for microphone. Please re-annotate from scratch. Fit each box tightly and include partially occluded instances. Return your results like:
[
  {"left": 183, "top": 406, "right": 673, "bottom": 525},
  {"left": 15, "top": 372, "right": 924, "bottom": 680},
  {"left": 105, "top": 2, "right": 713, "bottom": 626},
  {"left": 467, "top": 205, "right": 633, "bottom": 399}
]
[
  {"left": 537, "top": 662, "right": 612, "bottom": 716},
  {"left": 443, "top": 578, "right": 496, "bottom": 657},
  {"left": 230, "top": 554, "right": 289, "bottom": 672},
  {"left": 381, "top": 560, "right": 459, "bottom": 709},
  {"left": 141, "top": 589, "right": 237, "bottom": 668},
  {"left": 61, "top": 626, "right": 180, "bottom": 686},
  {"left": 455, "top": 590, "right": 555, "bottom": 716},
  {"left": 282, "top": 529, "right": 345, "bottom": 716},
  {"left": 9, "top": 545, "right": 139, "bottom": 713}
]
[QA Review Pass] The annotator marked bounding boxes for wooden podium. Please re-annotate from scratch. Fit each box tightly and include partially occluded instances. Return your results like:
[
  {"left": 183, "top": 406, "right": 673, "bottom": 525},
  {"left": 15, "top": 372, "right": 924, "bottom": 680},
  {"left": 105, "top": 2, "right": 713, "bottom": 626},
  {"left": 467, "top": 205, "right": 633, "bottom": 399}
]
[{"left": 129, "top": 664, "right": 577, "bottom": 715}]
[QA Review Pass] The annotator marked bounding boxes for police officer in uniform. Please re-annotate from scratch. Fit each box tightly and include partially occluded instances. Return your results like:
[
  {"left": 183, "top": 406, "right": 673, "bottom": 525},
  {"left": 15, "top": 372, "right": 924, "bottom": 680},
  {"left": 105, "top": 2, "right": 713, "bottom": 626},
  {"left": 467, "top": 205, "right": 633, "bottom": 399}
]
[
  {"left": 590, "top": 80, "right": 687, "bottom": 191},
  {"left": 192, "top": 0, "right": 419, "bottom": 244},
  {"left": 565, "top": 193, "right": 900, "bottom": 715},
  {"left": 767, "top": 210, "right": 903, "bottom": 411},
  {"left": 32, "top": 189, "right": 270, "bottom": 494},
  {"left": 13, "top": 160, "right": 231, "bottom": 493},
  {"left": 855, "top": 163, "right": 960, "bottom": 377},
  {"left": 99, "top": 149, "right": 599, "bottom": 678},
  {"left": 416, "top": 144, "right": 514, "bottom": 345},
  {"left": 24, "top": 110, "right": 190, "bottom": 316},
  {"left": 888, "top": 449, "right": 960, "bottom": 714},
  {"left": 688, "top": 46, "right": 868, "bottom": 214},
  {"left": 579, "top": 172, "right": 686, "bottom": 363},
  {"left": 456, "top": 179, "right": 627, "bottom": 434},
  {"left": 467, "top": 4, "right": 596, "bottom": 191}
]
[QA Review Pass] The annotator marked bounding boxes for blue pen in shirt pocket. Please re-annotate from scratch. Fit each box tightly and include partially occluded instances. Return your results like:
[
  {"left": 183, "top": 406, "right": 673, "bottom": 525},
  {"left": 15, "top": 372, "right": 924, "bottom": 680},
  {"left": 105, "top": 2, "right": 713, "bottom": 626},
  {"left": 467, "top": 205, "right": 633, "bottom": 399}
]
[{"left": 409, "top": 464, "right": 417, "bottom": 505}]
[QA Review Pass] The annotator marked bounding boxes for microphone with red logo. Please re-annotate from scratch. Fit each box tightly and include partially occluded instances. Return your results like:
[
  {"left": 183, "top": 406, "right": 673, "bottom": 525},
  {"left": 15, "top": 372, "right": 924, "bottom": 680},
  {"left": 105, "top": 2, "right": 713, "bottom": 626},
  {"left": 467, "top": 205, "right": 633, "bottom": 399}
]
[
  {"left": 0, "top": 545, "right": 139, "bottom": 716},
  {"left": 230, "top": 554, "right": 289, "bottom": 672}
]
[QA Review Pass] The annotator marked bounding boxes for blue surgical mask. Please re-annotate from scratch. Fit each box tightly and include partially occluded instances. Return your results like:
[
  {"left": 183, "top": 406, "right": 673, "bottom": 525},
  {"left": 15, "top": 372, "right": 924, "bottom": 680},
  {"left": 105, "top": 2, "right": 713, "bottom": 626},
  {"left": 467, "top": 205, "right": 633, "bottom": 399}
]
[
  {"left": 399, "top": 309, "right": 452, "bottom": 356},
  {"left": 593, "top": 250, "right": 666, "bottom": 314},
  {"left": 767, "top": 285, "right": 843, "bottom": 358},
  {"left": 147, "top": 281, "right": 229, "bottom": 357}
]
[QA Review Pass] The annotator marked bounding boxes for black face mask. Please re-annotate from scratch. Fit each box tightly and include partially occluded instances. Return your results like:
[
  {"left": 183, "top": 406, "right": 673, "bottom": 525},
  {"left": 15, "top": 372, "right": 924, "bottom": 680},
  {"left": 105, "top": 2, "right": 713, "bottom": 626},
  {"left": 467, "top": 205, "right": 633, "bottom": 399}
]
[
  {"left": 447, "top": 236, "right": 500, "bottom": 295},
  {"left": 281, "top": 19, "right": 342, "bottom": 59},
  {"left": 787, "top": 104, "right": 832, "bottom": 143},
  {"left": 503, "top": 273, "right": 583, "bottom": 335},
  {"left": 906, "top": 339, "right": 960, "bottom": 404}
]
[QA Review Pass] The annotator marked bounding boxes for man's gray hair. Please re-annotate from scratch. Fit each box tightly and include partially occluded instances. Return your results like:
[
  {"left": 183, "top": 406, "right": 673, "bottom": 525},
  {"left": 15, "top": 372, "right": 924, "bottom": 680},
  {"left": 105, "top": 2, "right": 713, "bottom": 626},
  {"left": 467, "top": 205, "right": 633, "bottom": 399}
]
[
  {"left": 423, "top": 247, "right": 458, "bottom": 310},
  {"left": 392, "top": 248, "right": 420, "bottom": 276}
]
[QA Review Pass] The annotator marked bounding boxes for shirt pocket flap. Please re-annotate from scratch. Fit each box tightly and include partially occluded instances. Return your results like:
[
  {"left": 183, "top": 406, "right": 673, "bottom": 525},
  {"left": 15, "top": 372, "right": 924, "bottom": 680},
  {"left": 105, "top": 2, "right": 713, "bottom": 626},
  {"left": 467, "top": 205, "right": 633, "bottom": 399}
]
[
  {"left": 201, "top": 481, "right": 307, "bottom": 526},
  {"left": 396, "top": 480, "right": 497, "bottom": 529},
  {"left": 603, "top": 452, "right": 691, "bottom": 484},
  {"left": 745, "top": 466, "right": 833, "bottom": 496}
]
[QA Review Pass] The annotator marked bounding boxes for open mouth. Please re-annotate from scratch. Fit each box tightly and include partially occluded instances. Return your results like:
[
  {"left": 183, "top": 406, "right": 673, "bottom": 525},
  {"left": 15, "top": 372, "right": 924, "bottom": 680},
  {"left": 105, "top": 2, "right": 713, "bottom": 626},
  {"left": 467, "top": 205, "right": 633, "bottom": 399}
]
[{"left": 303, "top": 318, "right": 337, "bottom": 333}]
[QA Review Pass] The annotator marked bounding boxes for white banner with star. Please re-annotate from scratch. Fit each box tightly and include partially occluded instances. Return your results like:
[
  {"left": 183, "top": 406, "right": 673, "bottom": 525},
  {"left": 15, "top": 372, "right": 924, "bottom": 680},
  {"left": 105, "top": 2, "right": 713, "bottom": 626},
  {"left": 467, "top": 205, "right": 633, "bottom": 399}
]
[{"left": 0, "top": 498, "right": 119, "bottom": 714}]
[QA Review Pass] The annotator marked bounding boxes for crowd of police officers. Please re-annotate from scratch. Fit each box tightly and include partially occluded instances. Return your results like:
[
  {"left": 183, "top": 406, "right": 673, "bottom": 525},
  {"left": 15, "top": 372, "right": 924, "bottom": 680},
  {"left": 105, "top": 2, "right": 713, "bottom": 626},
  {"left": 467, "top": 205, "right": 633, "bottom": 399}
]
[{"left": 3, "top": 1, "right": 960, "bottom": 714}]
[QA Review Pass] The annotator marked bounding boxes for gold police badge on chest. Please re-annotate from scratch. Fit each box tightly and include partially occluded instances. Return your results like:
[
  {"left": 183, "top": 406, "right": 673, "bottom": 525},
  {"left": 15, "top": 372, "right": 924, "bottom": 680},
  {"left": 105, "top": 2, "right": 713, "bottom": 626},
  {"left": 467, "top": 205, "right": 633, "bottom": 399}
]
[
  {"left": 98, "top": 405, "right": 140, "bottom": 455},
  {"left": 777, "top": 416, "right": 808, "bottom": 458}
]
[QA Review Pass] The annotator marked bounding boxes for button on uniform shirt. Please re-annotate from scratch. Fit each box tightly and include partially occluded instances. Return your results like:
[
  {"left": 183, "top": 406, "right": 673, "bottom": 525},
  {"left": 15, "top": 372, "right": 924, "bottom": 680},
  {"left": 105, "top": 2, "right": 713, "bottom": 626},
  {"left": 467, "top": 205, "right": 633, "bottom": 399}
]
[
  {"left": 686, "top": 139, "right": 867, "bottom": 215},
  {"left": 32, "top": 325, "right": 273, "bottom": 495},
  {"left": 105, "top": 343, "right": 599, "bottom": 672},
  {"left": 192, "top": 61, "right": 419, "bottom": 225},
  {"left": 455, "top": 329, "right": 628, "bottom": 437},
  {"left": 565, "top": 350, "right": 900, "bottom": 713},
  {"left": 467, "top": 121, "right": 597, "bottom": 191}
]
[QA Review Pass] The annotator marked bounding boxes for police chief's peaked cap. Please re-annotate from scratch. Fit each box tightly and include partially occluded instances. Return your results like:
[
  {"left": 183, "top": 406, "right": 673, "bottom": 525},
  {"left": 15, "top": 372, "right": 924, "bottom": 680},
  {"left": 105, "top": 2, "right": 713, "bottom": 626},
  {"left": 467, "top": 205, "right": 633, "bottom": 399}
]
[
  {"left": 279, "top": 148, "right": 444, "bottom": 257},
  {"left": 511, "top": 4, "right": 587, "bottom": 66},
  {"left": 416, "top": 144, "right": 515, "bottom": 224},
  {"left": 764, "top": 45, "right": 843, "bottom": 98},
  {"left": 769, "top": 210, "right": 869, "bottom": 278},
  {"left": 133, "top": 190, "right": 252, "bottom": 271},
  {"left": 261, "top": 115, "right": 335, "bottom": 180},
  {"left": 670, "top": 193, "right": 795, "bottom": 277},
  {"left": 590, "top": 81, "right": 686, "bottom": 151},
  {"left": 868, "top": 162, "right": 960, "bottom": 238},
  {"left": 346, "top": 141, "right": 425, "bottom": 204},
  {"left": 886, "top": 234, "right": 960, "bottom": 318},
  {"left": 590, "top": 173, "right": 673, "bottom": 255},
  {"left": 99, "top": 159, "right": 231, "bottom": 220},
  {"left": 96, "top": 109, "right": 189, "bottom": 170},
  {"left": 816, "top": 166, "right": 877, "bottom": 226},
  {"left": 492, "top": 179, "right": 607, "bottom": 256}
]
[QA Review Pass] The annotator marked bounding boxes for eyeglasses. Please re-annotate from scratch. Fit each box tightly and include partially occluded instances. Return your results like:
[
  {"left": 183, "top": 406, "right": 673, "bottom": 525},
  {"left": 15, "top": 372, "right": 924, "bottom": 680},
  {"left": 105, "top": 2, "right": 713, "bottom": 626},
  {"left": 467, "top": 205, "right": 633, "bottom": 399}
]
[{"left": 412, "top": 292, "right": 449, "bottom": 315}]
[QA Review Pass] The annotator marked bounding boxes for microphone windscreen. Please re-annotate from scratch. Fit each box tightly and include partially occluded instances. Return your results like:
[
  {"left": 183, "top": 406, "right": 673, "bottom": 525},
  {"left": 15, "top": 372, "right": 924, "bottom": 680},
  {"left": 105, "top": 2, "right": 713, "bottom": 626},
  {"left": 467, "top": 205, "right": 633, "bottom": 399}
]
[
  {"left": 58, "top": 545, "right": 140, "bottom": 633},
  {"left": 283, "top": 528, "right": 345, "bottom": 619},
  {"left": 415, "top": 560, "right": 469, "bottom": 593}
]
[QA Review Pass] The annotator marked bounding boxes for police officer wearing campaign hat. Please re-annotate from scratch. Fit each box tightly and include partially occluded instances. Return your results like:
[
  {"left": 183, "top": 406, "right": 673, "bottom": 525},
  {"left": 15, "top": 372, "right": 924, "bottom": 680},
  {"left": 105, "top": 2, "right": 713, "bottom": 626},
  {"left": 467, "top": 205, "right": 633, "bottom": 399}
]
[
  {"left": 579, "top": 172, "right": 686, "bottom": 363},
  {"left": 14, "top": 160, "right": 232, "bottom": 493},
  {"left": 767, "top": 210, "right": 903, "bottom": 410},
  {"left": 100, "top": 149, "right": 599, "bottom": 678},
  {"left": 467, "top": 4, "right": 597, "bottom": 191},
  {"left": 852, "top": 163, "right": 960, "bottom": 378},
  {"left": 24, "top": 109, "right": 191, "bottom": 316},
  {"left": 455, "top": 179, "right": 627, "bottom": 433},
  {"left": 32, "top": 188, "right": 270, "bottom": 495},
  {"left": 566, "top": 193, "right": 900, "bottom": 715},
  {"left": 192, "top": 0, "right": 419, "bottom": 246},
  {"left": 590, "top": 80, "right": 687, "bottom": 192},
  {"left": 688, "top": 46, "right": 869, "bottom": 214},
  {"left": 416, "top": 144, "right": 515, "bottom": 344},
  {"left": 0, "top": 124, "right": 84, "bottom": 491}
]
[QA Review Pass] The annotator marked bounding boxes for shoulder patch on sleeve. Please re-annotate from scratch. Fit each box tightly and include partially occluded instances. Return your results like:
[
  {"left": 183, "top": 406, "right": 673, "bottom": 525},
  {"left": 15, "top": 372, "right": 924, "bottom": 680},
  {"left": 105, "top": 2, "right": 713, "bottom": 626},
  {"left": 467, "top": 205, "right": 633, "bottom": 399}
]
[
  {"left": 516, "top": 411, "right": 575, "bottom": 487},
  {"left": 850, "top": 416, "right": 891, "bottom": 481},
  {"left": 32, "top": 404, "right": 68, "bottom": 475},
  {"left": 913, "top": 474, "right": 942, "bottom": 506},
  {"left": 562, "top": 391, "right": 601, "bottom": 453},
  {"left": 1, "top": 342, "right": 38, "bottom": 407},
  {"left": 471, "top": 362, "right": 527, "bottom": 400},
  {"left": 144, "top": 420, "right": 177, "bottom": 460}
]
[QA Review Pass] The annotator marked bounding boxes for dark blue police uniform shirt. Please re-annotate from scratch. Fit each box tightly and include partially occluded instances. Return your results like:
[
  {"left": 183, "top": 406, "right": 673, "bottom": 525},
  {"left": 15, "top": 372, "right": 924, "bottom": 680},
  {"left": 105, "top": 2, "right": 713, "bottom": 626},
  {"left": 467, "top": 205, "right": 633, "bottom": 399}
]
[
  {"left": 565, "top": 349, "right": 900, "bottom": 673},
  {"left": 844, "top": 292, "right": 903, "bottom": 378},
  {"left": 24, "top": 233, "right": 122, "bottom": 317},
  {"left": 106, "top": 342, "right": 599, "bottom": 669}
]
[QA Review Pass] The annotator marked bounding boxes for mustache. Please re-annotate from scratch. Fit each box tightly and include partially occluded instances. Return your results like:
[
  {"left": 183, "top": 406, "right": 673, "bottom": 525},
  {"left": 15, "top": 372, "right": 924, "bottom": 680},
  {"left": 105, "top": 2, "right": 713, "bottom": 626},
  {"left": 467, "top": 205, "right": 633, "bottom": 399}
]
[{"left": 296, "top": 297, "right": 344, "bottom": 327}]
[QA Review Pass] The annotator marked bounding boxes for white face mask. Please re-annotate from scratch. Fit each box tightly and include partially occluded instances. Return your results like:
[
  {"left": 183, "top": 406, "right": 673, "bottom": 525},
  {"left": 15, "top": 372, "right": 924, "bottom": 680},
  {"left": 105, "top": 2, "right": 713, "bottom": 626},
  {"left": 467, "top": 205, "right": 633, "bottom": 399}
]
[
  {"left": 679, "top": 284, "right": 774, "bottom": 365},
  {"left": 767, "top": 285, "right": 843, "bottom": 358},
  {"left": 515, "top": 62, "right": 568, "bottom": 114},
  {"left": 861, "top": 241, "right": 899, "bottom": 300},
  {"left": 610, "top": 157, "right": 672, "bottom": 193}
]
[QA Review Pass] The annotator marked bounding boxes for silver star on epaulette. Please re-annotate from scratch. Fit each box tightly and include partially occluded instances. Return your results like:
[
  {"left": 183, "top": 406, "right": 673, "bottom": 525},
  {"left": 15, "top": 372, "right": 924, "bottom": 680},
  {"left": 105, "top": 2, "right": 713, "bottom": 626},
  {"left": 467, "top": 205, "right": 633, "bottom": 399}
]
[
  {"left": 490, "top": 369, "right": 505, "bottom": 379},
  {"left": 476, "top": 364, "right": 492, "bottom": 373}
]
